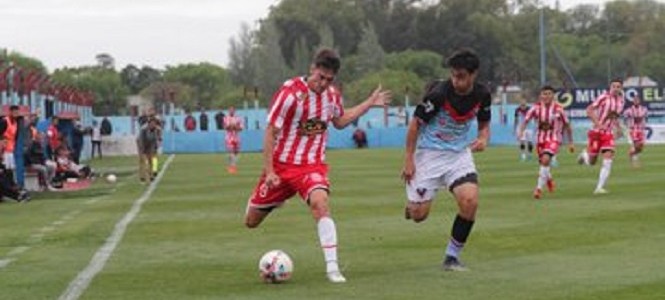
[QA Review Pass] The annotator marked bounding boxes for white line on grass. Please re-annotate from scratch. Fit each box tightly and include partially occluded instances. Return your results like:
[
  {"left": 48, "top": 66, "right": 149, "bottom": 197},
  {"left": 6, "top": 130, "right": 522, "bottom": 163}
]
[
  {"left": 58, "top": 154, "right": 175, "bottom": 300},
  {"left": 0, "top": 258, "right": 15, "bottom": 269}
]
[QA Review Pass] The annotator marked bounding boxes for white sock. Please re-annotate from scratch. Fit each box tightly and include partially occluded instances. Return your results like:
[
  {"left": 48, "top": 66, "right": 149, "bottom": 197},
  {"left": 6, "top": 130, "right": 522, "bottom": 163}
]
[
  {"left": 596, "top": 159, "right": 612, "bottom": 190},
  {"left": 318, "top": 217, "right": 339, "bottom": 273},
  {"left": 445, "top": 238, "right": 464, "bottom": 258},
  {"left": 537, "top": 166, "right": 549, "bottom": 189},
  {"left": 579, "top": 150, "right": 590, "bottom": 165}
]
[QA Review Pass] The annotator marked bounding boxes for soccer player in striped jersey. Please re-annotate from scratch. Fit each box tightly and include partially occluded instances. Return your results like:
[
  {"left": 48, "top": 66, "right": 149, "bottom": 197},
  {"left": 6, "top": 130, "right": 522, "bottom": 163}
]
[
  {"left": 223, "top": 107, "right": 243, "bottom": 174},
  {"left": 578, "top": 78, "right": 625, "bottom": 194},
  {"left": 514, "top": 100, "right": 534, "bottom": 161},
  {"left": 623, "top": 96, "right": 648, "bottom": 167},
  {"left": 401, "top": 49, "right": 491, "bottom": 271},
  {"left": 244, "top": 48, "right": 391, "bottom": 283},
  {"left": 518, "top": 86, "right": 574, "bottom": 199}
]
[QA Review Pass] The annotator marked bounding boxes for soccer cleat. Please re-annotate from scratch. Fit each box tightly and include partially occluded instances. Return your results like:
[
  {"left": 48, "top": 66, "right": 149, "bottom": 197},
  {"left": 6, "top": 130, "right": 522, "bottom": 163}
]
[
  {"left": 533, "top": 188, "right": 542, "bottom": 199},
  {"left": 17, "top": 190, "right": 31, "bottom": 203},
  {"left": 546, "top": 178, "right": 555, "bottom": 193},
  {"left": 442, "top": 255, "right": 468, "bottom": 272},
  {"left": 326, "top": 271, "right": 347, "bottom": 283},
  {"left": 593, "top": 188, "right": 608, "bottom": 195},
  {"left": 227, "top": 166, "right": 238, "bottom": 174}
]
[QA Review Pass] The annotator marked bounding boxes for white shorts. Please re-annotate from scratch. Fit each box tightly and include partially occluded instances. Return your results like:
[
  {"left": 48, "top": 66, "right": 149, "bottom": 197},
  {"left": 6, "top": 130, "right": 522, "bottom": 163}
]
[
  {"left": 517, "top": 129, "right": 533, "bottom": 142},
  {"left": 405, "top": 149, "right": 477, "bottom": 203},
  {"left": 3, "top": 152, "right": 15, "bottom": 170}
]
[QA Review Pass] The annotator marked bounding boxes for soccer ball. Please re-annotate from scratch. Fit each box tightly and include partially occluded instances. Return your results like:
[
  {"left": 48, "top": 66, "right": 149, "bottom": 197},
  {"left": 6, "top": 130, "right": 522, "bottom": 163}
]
[
  {"left": 258, "top": 250, "right": 293, "bottom": 283},
  {"left": 106, "top": 174, "right": 117, "bottom": 183}
]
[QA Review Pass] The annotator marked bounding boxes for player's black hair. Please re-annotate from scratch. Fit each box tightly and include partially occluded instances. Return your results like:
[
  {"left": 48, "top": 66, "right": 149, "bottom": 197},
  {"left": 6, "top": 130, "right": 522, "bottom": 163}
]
[
  {"left": 610, "top": 77, "right": 623, "bottom": 85},
  {"left": 313, "top": 48, "right": 341, "bottom": 74},
  {"left": 446, "top": 48, "right": 480, "bottom": 73},
  {"left": 9, "top": 105, "right": 19, "bottom": 111},
  {"left": 540, "top": 85, "right": 556, "bottom": 92}
]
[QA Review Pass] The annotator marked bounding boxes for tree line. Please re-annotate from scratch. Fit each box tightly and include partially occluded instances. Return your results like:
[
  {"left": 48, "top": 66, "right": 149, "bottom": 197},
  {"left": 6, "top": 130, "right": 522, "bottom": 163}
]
[{"left": 3, "top": 0, "right": 664, "bottom": 115}]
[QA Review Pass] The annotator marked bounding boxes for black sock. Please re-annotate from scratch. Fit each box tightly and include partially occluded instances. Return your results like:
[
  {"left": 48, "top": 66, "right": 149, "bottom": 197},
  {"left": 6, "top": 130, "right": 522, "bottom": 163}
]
[{"left": 451, "top": 214, "right": 475, "bottom": 244}]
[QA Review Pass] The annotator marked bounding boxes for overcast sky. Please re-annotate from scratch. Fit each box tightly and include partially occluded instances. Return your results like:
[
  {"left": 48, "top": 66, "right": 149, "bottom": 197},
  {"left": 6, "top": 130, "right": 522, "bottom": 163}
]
[{"left": 0, "top": 0, "right": 649, "bottom": 71}]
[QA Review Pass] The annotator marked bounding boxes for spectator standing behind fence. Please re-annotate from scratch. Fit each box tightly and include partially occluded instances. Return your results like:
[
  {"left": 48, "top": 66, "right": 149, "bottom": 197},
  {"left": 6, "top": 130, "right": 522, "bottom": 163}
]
[
  {"left": 215, "top": 108, "right": 226, "bottom": 130},
  {"left": 353, "top": 127, "right": 368, "bottom": 148},
  {"left": 91, "top": 120, "right": 102, "bottom": 159},
  {"left": 100, "top": 116, "right": 113, "bottom": 136},
  {"left": 200, "top": 109, "right": 209, "bottom": 131},
  {"left": 71, "top": 119, "right": 85, "bottom": 164},
  {"left": 184, "top": 111, "right": 196, "bottom": 132}
]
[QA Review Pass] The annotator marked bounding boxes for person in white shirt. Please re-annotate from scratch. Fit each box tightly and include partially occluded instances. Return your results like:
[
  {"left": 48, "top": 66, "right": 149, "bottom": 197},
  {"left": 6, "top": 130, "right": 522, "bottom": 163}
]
[{"left": 91, "top": 120, "right": 102, "bottom": 159}]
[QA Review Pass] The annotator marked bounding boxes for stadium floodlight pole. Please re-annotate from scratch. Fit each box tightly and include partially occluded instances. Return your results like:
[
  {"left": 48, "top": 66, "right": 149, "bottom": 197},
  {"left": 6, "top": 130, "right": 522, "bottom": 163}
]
[{"left": 539, "top": 7, "right": 546, "bottom": 85}]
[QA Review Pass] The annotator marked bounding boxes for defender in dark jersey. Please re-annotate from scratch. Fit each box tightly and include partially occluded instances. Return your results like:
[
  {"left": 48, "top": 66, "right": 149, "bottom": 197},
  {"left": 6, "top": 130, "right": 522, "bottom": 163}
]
[{"left": 402, "top": 49, "right": 491, "bottom": 271}]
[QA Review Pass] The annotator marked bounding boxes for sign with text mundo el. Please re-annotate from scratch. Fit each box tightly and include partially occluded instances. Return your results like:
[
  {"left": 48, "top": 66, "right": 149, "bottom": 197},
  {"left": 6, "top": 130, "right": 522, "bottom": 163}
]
[{"left": 556, "top": 87, "right": 665, "bottom": 119}]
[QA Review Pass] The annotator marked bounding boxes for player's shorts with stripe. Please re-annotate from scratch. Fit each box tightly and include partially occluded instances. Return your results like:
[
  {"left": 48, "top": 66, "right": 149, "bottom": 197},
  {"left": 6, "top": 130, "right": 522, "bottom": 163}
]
[
  {"left": 517, "top": 129, "right": 533, "bottom": 142},
  {"left": 537, "top": 141, "right": 560, "bottom": 157},
  {"left": 630, "top": 130, "right": 645, "bottom": 145},
  {"left": 406, "top": 148, "right": 478, "bottom": 203},
  {"left": 248, "top": 162, "right": 330, "bottom": 210},
  {"left": 587, "top": 129, "right": 615, "bottom": 155},
  {"left": 225, "top": 136, "right": 240, "bottom": 152}
]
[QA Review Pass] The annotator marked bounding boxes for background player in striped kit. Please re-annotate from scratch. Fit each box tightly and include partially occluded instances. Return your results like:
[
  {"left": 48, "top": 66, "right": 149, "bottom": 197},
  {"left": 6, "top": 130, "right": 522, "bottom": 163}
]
[
  {"left": 623, "top": 96, "right": 648, "bottom": 167},
  {"left": 518, "top": 86, "right": 574, "bottom": 200},
  {"left": 514, "top": 99, "right": 534, "bottom": 161},
  {"left": 578, "top": 78, "right": 625, "bottom": 194},
  {"left": 243, "top": 48, "right": 391, "bottom": 283},
  {"left": 223, "top": 107, "right": 243, "bottom": 174}
]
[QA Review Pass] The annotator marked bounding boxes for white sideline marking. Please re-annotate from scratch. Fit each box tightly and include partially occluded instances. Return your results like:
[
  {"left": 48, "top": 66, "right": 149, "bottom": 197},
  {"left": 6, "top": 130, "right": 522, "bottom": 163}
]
[
  {"left": 7, "top": 246, "right": 31, "bottom": 257},
  {"left": 0, "top": 258, "right": 15, "bottom": 269},
  {"left": 58, "top": 154, "right": 175, "bottom": 300}
]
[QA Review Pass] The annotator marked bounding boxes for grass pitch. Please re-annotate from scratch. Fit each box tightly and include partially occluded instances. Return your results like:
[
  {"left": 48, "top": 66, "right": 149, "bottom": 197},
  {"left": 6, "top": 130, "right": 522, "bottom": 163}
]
[{"left": 0, "top": 146, "right": 664, "bottom": 299}]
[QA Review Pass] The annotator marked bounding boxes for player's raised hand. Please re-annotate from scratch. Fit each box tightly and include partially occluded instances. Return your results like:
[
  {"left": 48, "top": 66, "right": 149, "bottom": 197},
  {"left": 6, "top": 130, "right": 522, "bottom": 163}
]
[
  {"left": 401, "top": 159, "right": 415, "bottom": 184},
  {"left": 369, "top": 85, "right": 392, "bottom": 107},
  {"left": 470, "top": 138, "right": 488, "bottom": 152},
  {"left": 265, "top": 172, "right": 281, "bottom": 188}
]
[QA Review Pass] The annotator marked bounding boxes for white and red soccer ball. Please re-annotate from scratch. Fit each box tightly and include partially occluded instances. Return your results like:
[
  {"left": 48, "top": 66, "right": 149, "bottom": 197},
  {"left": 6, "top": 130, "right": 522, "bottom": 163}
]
[{"left": 258, "top": 250, "right": 293, "bottom": 283}]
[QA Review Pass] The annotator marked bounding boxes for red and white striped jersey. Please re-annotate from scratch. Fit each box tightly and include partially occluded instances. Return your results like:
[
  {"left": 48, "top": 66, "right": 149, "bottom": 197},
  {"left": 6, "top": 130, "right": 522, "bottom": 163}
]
[
  {"left": 224, "top": 115, "right": 243, "bottom": 141},
  {"left": 588, "top": 92, "right": 625, "bottom": 133},
  {"left": 524, "top": 102, "right": 569, "bottom": 143},
  {"left": 623, "top": 104, "right": 648, "bottom": 132},
  {"left": 267, "top": 76, "right": 344, "bottom": 165}
]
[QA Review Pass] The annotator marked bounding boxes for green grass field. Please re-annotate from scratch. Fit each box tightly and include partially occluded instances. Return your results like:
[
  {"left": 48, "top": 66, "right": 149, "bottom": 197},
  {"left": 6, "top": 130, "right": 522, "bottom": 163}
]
[{"left": 1, "top": 146, "right": 664, "bottom": 299}]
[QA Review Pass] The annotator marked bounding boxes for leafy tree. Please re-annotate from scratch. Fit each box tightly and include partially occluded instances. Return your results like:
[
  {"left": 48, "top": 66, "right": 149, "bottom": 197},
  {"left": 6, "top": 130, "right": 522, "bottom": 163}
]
[
  {"left": 345, "top": 69, "right": 424, "bottom": 106},
  {"left": 252, "top": 20, "right": 292, "bottom": 103},
  {"left": 355, "top": 23, "right": 386, "bottom": 77},
  {"left": 52, "top": 66, "right": 129, "bottom": 115},
  {"left": 163, "top": 62, "right": 232, "bottom": 109},
  {"left": 228, "top": 22, "right": 257, "bottom": 88},
  {"left": 2, "top": 50, "right": 47, "bottom": 72},
  {"left": 385, "top": 50, "right": 446, "bottom": 80},
  {"left": 121, "top": 64, "right": 162, "bottom": 94}
]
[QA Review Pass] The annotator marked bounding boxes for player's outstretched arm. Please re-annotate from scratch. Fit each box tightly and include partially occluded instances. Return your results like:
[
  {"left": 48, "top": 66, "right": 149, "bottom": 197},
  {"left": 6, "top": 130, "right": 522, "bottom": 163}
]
[{"left": 332, "top": 85, "right": 392, "bottom": 129}]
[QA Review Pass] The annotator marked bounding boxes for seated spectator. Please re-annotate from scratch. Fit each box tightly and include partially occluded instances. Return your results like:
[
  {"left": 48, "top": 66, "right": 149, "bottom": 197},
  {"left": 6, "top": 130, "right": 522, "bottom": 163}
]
[
  {"left": 53, "top": 146, "right": 93, "bottom": 184},
  {"left": 352, "top": 127, "right": 368, "bottom": 149},
  {"left": 25, "top": 132, "right": 58, "bottom": 191},
  {"left": 0, "top": 140, "right": 29, "bottom": 202}
]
